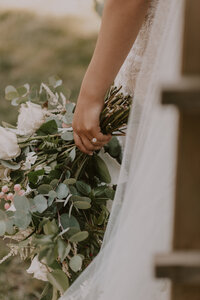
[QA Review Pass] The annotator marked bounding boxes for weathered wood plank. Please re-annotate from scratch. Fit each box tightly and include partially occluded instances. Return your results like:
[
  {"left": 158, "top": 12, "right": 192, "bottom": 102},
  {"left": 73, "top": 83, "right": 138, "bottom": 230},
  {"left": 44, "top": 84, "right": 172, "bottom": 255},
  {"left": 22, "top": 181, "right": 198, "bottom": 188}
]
[
  {"left": 155, "top": 252, "right": 200, "bottom": 283},
  {"left": 182, "top": 0, "right": 200, "bottom": 75},
  {"left": 162, "top": 89, "right": 200, "bottom": 112}
]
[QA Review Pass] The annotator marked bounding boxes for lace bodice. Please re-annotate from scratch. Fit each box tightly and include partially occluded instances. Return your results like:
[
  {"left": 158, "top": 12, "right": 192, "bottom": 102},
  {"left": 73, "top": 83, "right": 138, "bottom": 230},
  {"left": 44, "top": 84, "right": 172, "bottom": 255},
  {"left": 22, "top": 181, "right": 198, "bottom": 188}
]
[{"left": 115, "top": 0, "right": 158, "bottom": 95}]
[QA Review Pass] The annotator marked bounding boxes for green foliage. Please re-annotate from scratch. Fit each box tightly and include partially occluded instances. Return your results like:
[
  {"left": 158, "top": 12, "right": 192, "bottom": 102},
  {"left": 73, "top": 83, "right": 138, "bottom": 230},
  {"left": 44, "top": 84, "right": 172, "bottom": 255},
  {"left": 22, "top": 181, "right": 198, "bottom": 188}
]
[
  {"left": 47, "top": 270, "right": 69, "bottom": 295},
  {"left": 93, "top": 155, "right": 111, "bottom": 183},
  {"left": 33, "top": 195, "right": 48, "bottom": 213},
  {"left": 0, "top": 76, "right": 131, "bottom": 299},
  {"left": 37, "top": 120, "right": 58, "bottom": 136},
  {"left": 56, "top": 184, "right": 69, "bottom": 199},
  {"left": 69, "top": 255, "right": 82, "bottom": 273}
]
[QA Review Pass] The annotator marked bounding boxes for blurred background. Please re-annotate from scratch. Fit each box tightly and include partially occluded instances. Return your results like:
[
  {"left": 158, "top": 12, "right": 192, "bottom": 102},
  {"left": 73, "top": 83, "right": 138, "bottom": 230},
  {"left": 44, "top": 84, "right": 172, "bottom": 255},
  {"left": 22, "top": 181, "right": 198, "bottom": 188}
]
[{"left": 0, "top": 1, "right": 102, "bottom": 299}]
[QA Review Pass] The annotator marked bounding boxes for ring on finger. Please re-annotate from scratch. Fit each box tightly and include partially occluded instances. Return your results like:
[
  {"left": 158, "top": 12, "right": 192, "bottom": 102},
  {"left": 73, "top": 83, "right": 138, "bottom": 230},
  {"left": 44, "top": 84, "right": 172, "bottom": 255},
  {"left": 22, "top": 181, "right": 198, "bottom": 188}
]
[{"left": 91, "top": 137, "right": 97, "bottom": 144}]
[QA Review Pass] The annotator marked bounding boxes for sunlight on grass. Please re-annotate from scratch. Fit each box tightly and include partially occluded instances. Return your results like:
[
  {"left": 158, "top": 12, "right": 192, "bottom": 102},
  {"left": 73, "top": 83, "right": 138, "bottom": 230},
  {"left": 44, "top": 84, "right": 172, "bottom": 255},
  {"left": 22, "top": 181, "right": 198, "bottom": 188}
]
[{"left": 0, "top": 10, "right": 96, "bottom": 124}]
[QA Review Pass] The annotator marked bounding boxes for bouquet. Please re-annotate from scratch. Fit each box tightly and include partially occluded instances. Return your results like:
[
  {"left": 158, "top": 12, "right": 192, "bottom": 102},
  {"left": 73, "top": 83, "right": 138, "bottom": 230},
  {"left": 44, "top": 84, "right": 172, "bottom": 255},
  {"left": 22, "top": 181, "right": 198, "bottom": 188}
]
[{"left": 0, "top": 76, "right": 131, "bottom": 299}]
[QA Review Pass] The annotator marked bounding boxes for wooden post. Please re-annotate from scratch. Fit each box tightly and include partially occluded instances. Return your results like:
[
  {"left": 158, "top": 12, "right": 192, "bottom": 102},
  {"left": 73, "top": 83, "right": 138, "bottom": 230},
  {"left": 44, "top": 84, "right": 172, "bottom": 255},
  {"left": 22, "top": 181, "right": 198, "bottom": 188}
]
[
  {"left": 155, "top": 0, "right": 200, "bottom": 299},
  {"left": 182, "top": 0, "right": 200, "bottom": 75}
]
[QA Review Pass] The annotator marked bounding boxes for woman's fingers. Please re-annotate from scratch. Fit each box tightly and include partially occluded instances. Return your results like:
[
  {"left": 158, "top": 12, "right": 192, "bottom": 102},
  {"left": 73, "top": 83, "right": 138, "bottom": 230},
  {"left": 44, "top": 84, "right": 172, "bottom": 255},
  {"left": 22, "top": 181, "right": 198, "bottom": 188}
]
[
  {"left": 80, "top": 135, "right": 101, "bottom": 151},
  {"left": 73, "top": 132, "right": 93, "bottom": 155},
  {"left": 73, "top": 122, "right": 112, "bottom": 153}
]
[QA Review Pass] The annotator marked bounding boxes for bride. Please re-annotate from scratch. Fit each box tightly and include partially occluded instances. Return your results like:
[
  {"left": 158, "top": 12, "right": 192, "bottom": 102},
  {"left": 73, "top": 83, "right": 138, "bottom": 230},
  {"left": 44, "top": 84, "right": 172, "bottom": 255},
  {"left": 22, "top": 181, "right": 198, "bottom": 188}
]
[{"left": 61, "top": 0, "right": 184, "bottom": 299}]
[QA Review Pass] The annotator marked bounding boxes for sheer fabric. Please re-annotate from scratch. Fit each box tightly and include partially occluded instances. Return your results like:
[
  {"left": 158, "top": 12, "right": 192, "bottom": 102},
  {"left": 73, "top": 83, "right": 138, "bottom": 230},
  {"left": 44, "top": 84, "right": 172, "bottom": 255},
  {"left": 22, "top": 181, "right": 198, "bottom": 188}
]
[{"left": 60, "top": 0, "right": 184, "bottom": 299}]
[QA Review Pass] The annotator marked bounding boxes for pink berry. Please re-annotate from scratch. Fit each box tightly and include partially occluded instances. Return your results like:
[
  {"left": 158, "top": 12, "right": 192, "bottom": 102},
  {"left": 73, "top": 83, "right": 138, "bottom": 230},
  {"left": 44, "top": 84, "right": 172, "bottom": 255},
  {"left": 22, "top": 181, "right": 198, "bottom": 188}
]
[
  {"left": 18, "top": 189, "right": 25, "bottom": 196},
  {"left": 4, "top": 203, "right": 10, "bottom": 210},
  {"left": 2, "top": 185, "right": 9, "bottom": 193},
  {"left": 14, "top": 184, "right": 21, "bottom": 192},
  {"left": 7, "top": 193, "right": 14, "bottom": 201},
  {"left": 0, "top": 192, "right": 4, "bottom": 199}
]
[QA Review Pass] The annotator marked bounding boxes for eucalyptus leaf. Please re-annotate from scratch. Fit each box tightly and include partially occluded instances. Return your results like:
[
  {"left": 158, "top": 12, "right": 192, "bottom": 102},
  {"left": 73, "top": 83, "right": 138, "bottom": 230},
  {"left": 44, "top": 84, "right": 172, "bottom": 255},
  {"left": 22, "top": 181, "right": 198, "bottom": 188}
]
[
  {"left": 76, "top": 181, "right": 91, "bottom": 196},
  {"left": 0, "top": 220, "right": 6, "bottom": 236},
  {"left": 38, "top": 184, "right": 52, "bottom": 195},
  {"left": 47, "top": 270, "right": 69, "bottom": 295},
  {"left": 65, "top": 102, "right": 75, "bottom": 114},
  {"left": 5, "top": 85, "right": 18, "bottom": 101},
  {"left": 29, "top": 198, "right": 38, "bottom": 213},
  {"left": 17, "top": 84, "right": 29, "bottom": 97},
  {"left": 104, "top": 188, "right": 115, "bottom": 200},
  {"left": 43, "top": 219, "right": 58, "bottom": 235},
  {"left": 105, "top": 136, "right": 121, "bottom": 158},
  {"left": 69, "top": 185, "right": 79, "bottom": 195},
  {"left": 69, "top": 255, "right": 82, "bottom": 273},
  {"left": 70, "top": 195, "right": 91, "bottom": 203},
  {"left": 63, "top": 112, "right": 73, "bottom": 124},
  {"left": 57, "top": 238, "right": 69, "bottom": 262},
  {"left": 14, "top": 195, "right": 30, "bottom": 213},
  {"left": 63, "top": 178, "right": 76, "bottom": 185},
  {"left": 34, "top": 234, "right": 54, "bottom": 245},
  {"left": 34, "top": 195, "right": 48, "bottom": 213},
  {"left": 61, "top": 131, "right": 74, "bottom": 141},
  {"left": 73, "top": 201, "right": 91, "bottom": 210},
  {"left": 93, "top": 155, "right": 111, "bottom": 183},
  {"left": 0, "top": 160, "right": 21, "bottom": 170},
  {"left": 0, "top": 210, "right": 7, "bottom": 221},
  {"left": 0, "top": 211, "right": 7, "bottom": 236},
  {"left": 56, "top": 183, "right": 69, "bottom": 199},
  {"left": 60, "top": 214, "right": 80, "bottom": 230},
  {"left": 50, "top": 179, "right": 59, "bottom": 189},
  {"left": 48, "top": 190, "right": 57, "bottom": 206},
  {"left": 69, "top": 231, "right": 89, "bottom": 243},
  {"left": 14, "top": 211, "right": 31, "bottom": 229},
  {"left": 5, "top": 218, "right": 15, "bottom": 235},
  {"left": 46, "top": 245, "right": 58, "bottom": 266}
]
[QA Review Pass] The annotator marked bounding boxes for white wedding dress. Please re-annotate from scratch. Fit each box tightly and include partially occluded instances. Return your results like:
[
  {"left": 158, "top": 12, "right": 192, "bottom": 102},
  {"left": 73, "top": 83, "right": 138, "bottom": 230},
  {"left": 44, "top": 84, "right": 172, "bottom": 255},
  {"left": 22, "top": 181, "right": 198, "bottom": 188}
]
[{"left": 60, "top": 0, "right": 185, "bottom": 299}]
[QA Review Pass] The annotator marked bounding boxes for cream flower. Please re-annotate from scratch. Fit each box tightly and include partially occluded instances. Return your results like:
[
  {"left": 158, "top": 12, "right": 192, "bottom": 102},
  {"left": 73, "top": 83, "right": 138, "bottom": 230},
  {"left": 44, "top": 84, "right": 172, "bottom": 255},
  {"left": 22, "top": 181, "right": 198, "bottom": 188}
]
[
  {"left": 0, "top": 127, "right": 21, "bottom": 160},
  {"left": 17, "top": 102, "right": 46, "bottom": 136},
  {"left": 27, "top": 255, "right": 48, "bottom": 282},
  {"left": 22, "top": 152, "right": 37, "bottom": 170}
]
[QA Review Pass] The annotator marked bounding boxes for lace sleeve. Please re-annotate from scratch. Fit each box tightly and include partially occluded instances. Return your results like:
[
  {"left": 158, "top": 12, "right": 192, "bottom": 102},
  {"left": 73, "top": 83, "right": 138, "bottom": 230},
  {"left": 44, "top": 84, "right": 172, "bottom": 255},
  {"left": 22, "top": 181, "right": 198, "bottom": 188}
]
[{"left": 115, "top": 0, "right": 159, "bottom": 96}]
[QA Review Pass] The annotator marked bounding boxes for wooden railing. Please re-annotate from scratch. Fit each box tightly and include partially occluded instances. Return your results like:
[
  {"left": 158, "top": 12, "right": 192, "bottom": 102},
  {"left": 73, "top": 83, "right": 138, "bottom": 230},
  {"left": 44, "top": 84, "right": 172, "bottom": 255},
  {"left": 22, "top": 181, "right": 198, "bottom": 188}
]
[{"left": 155, "top": 0, "right": 200, "bottom": 299}]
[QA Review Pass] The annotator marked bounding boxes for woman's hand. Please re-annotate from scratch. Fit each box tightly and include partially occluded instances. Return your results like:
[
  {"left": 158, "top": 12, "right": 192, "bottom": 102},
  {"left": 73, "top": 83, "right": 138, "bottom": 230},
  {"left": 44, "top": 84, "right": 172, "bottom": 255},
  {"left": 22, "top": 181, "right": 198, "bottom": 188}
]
[
  {"left": 72, "top": 93, "right": 111, "bottom": 155},
  {"left": 72, "top": 0, "right": 149, "bottom": 155}
]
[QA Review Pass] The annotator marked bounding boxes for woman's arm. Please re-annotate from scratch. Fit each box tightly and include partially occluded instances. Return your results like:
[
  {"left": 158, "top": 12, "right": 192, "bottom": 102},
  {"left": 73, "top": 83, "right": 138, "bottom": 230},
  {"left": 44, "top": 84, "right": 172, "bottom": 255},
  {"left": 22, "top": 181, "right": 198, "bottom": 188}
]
[{"left": 73, "top": 0, "right": 150, "bottom": 155}]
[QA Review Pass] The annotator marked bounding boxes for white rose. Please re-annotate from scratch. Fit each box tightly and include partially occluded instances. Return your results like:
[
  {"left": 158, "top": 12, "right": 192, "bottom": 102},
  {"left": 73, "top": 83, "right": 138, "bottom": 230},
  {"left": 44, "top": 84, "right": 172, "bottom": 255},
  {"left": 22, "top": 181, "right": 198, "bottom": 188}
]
[
  {"left": 27, "top": 255, "right": 48, "bottom": 282},
  {"left": 17, "top": 102, "right": 46, "bottom": 135},
  {"left": 0, "top": 127, "right": 21, "bottom": 160}
]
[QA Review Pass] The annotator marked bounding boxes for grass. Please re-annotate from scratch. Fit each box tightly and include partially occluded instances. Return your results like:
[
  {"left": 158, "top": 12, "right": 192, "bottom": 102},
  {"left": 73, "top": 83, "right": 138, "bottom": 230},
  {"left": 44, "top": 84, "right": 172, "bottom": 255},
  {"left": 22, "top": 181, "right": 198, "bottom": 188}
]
[
  {"left": 0, "top": 10, "right": 96, "bottom": 299},
  {"left": 0, "top": 10, "right": 96, "bottom": 124},
  {"left": 0, "top": 240, "right": 43, "bottom": 300}
]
